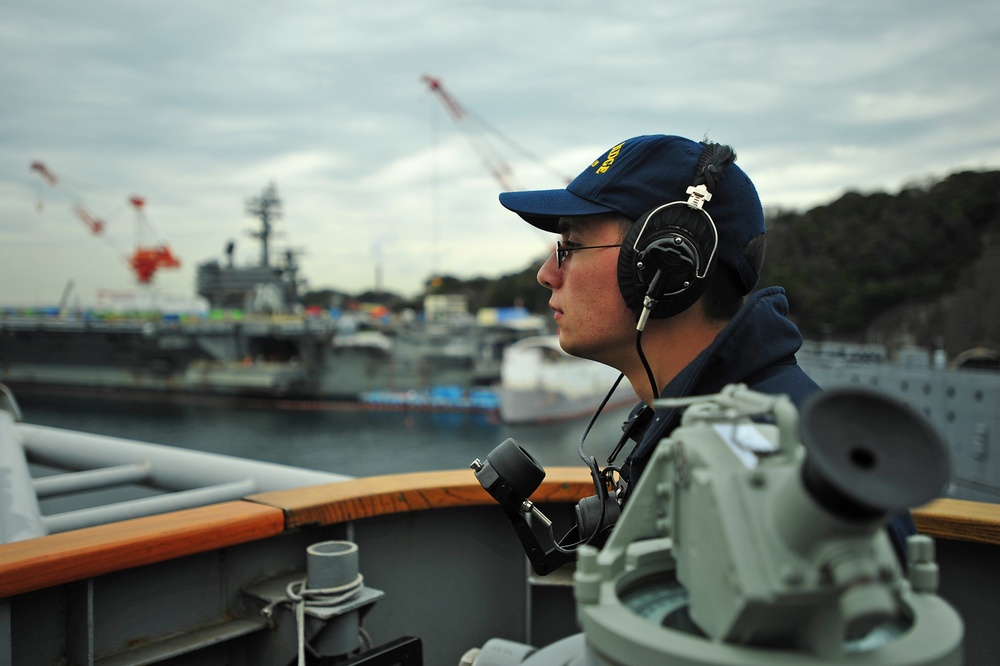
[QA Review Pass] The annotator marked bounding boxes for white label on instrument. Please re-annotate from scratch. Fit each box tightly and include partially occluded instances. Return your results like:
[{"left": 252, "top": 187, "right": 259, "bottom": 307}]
[{"left": 713, "top": 423, "right": 777, "bottom": 469}]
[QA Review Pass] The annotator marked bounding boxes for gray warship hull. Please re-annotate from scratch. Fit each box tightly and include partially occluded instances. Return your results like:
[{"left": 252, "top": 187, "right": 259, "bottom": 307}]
[
  {"left": 0, "top": 313, "right": 524, "bottom": 408},
  {"left": 0, "top": 393, "right": 997, "bottom": 665},
  {"left": 800, "top": 354, "right": 1000, "bottom": 504},
  {"left": 1, "top": 183, "right": 547, "bottom": 410}
]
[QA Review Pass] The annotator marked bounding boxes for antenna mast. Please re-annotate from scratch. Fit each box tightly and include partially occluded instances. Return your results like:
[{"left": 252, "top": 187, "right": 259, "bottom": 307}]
[{"left": 245, "top": 183, "right": 282, "bottom": 267}]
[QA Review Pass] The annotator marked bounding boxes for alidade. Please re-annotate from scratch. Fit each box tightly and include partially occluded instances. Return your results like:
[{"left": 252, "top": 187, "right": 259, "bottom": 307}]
[{"left": 474, "top": 384, "right": 963, "bottom": 666}]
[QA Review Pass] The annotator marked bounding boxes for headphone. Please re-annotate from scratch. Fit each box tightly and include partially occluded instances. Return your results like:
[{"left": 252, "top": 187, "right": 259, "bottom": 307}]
[
  {"left": 475, "top": 144, "right": 743, "bottom": 575},
  {"left": 616, "top": 143, "right": 734, "bottom": 322}
]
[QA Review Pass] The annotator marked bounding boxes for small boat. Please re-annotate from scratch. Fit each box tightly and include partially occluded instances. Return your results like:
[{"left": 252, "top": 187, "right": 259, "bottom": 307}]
[
  {"left": 496, "top": 336, "right": 638, "bottom": 424},
  {"left": 359, "top": 384, "right": 500, "bottom": 414}
]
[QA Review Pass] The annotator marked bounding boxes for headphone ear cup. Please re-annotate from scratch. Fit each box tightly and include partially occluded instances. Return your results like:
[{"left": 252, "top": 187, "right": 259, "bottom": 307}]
[
  {"left": 617, "top": 204, "right": 717, "bottom": 319},
  {"left": 636, "top": 238, "right": 699, "bottom": 296}
]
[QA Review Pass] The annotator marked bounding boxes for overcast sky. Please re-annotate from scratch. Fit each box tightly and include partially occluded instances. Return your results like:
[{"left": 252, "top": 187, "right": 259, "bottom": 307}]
[{"left": 2, "top": 1, "right": 998, "bottom": 308}]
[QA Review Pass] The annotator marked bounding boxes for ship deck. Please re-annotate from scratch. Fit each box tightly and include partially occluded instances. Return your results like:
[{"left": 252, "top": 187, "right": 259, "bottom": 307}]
[{"left": 0, "top": 466, "right": 998, "bottom": 665}]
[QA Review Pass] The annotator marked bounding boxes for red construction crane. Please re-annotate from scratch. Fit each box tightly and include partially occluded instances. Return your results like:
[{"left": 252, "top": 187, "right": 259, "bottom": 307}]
[
  {"left": 30, "top": 161, "right": 105, "bottom": 234},
  {"left": 126, "top": 195, "right": 180, "bottom": 283},
  {"left": 421, "top": 75, "right": 571, "bottom": 191},
  {"left": 30, "top": 161, "right": 181, "bottom": 283}
]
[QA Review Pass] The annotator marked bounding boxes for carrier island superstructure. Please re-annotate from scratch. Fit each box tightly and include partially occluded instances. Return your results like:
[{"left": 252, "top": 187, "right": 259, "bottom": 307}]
[{"left": 1, "top": 184, "right": 542, "bottom": 406}]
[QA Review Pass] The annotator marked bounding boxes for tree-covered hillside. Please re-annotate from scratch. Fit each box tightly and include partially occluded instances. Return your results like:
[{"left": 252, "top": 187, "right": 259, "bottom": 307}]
[
  {"left": 761, "top": 170, "right": 1000, "bottom": 353},
  {"left": 307, "top": 169, "right": 1000, "bottom": 354}
]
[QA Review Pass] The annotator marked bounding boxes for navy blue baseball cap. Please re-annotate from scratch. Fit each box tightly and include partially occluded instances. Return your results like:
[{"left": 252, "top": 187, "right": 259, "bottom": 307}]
[{"left": 498, "top": 134, "right": 766, "bottom": 294}]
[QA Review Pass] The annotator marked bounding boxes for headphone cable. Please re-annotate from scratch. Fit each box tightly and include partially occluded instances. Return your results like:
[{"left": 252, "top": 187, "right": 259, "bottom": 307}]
[
  {"left": 538, "top": 370, "right": 626, "bottom": 554},
  {"left": 576, "top": 370, "right": 625, "bottom": 463},
  {"left": 636, "top": 329, "right": 659, "bottom": 401},
  {"left": 635, "top": 269, "right": 664, "bottom": 401}
]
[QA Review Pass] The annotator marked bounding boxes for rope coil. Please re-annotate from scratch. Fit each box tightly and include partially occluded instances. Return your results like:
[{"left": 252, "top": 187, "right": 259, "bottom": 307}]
[{"left": 261, "top": 573, "right": 365, "bottom": 666}]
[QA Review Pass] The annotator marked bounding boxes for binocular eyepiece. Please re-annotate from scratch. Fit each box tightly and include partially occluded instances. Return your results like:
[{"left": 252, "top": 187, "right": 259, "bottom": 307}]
[
  {"left": 472, "top": 438, "right": 619, "bottom": 576},
  {"left": 799, "top": 387, "right": 951, "bottom": 521}
]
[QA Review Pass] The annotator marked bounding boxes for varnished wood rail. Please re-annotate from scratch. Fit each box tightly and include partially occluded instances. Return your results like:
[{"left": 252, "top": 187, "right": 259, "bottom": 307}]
[
  {"left": 0, "top": 468, "right": 591, "bottom": 600},
  {"left": 245, "top": 467, "right": 595, "bottom": 529},
  {"left": 247, "top": 467, "right": 1000, "bottom": 549},
  {"left": 912, "top": 497, "right": 1000, "bottom": 546},
  {"left": 0, "top": 466, "right": 996, "bottom": 602},
  {"left": 0, "top": 501, "right": 285, "bottom": 598}
]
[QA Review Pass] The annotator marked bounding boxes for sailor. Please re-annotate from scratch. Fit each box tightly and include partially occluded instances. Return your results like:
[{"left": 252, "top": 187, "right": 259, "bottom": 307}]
[{"left": 498, "top": 134, "right": 916, "bottom": 563}]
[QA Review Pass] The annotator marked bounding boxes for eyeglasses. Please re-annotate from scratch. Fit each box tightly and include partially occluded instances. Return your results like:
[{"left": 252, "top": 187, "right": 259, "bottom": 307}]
[{"left": 555, "top": 240, "right": 620, "bottom": 268}]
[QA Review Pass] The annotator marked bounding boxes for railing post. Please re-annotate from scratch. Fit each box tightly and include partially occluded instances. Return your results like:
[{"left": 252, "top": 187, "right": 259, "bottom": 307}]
[{"left": 0, "top": 411, "right": 46, "bottom": 543}]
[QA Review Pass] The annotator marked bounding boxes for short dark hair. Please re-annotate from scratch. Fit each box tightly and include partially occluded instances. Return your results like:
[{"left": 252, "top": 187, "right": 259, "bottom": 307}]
[
  {"left": 612, "top": 218, "right": 765, "bottom": 322},
  {"left": 701, "top": 233, "right": 766, "bottom": 322}
]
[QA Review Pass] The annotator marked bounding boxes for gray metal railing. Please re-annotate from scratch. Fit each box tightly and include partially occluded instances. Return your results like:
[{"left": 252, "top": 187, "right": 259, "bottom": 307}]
[{"left": 0, "top": 382, "right": 350, "bottom": 544}]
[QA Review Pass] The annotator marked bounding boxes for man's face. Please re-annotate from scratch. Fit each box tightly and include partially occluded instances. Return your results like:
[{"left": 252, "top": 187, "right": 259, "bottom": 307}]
[{"left": 536, "top": 216, "right": 636, "bottom": 368}]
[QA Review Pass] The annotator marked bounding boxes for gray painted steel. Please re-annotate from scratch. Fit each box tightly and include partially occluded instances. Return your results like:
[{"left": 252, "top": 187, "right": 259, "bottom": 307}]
[
  {"left": 33, "top": 462, "right": 152, "bottom": 497},
  {"left": 0, "top": 389, "right": 349, "bottom": 544},
  {"left": 801, "top": 359, "right": 1000, "bottom": 503},
  {"left": 18, "top": 423, "right": 349, "bottom": 492},
  {"left": 0, "top": 411, "right": 45, "bottom": 542},
  {"left": 0, "top": 504, "right": 574, "bottom": 666},
  {"left": 41, "top": 478, "right": 259, "bottom": 534}
]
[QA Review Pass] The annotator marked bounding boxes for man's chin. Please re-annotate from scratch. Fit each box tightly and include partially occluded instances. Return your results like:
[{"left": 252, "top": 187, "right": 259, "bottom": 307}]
[
  {"left": 555, "top": 334, "right": 586, "bottom": 359},
  {"left": 556, "top": 334, "right": 621, "bottom": 370}
]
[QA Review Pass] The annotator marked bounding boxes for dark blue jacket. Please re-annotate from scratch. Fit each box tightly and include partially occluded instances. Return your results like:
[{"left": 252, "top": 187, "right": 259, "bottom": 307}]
[{"left": 619, "top": 286, "right": 916, "bottom": 564}]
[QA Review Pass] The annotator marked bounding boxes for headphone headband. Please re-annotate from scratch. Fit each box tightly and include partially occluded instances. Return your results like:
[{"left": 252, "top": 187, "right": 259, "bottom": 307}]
[{"left": 616, "top": 143, "right": 735, "bottom": 323}]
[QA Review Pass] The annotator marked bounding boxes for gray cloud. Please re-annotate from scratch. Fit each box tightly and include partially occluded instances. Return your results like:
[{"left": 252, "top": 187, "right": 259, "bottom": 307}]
[{"left": 1, "top": 0, "right": 998, "bottom": 307}]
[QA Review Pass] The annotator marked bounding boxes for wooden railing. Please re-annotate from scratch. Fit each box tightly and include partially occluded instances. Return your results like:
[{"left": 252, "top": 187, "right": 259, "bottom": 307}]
[
  {"left": 0, "top": 467, "right": 996, "bottom": 600},
  {"left": 0, "top": 501, "right": 285, "bottom": 598},
  {"left": 245, "top": 467, "right": 595, "bottom": 529},
  {"left": 912, "top": 497, "right": 1000, "bottom": 545}
]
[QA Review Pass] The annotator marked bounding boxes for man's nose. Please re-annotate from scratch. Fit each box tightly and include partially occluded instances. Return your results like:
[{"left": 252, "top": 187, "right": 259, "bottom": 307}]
[{"left": 537, "top": 249, "right": 559, "bottom": 290}]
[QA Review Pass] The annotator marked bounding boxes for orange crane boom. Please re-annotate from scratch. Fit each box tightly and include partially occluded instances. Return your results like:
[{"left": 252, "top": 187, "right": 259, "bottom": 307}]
[
  {"left": 420, "top": 76, "right": 571, "bottom": 192},
  {"left": 31, "top": 161, "right": 105, "bottom": 234},
  {"left": 29, "top": 162, "right": 180, "bottom": 283},
  {"left": 421, "top": 75, "right": 519, "bottom": 191}
]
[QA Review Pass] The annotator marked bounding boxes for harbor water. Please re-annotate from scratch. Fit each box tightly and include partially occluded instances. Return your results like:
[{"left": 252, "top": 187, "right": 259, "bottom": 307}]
[{"left": 15, "top": 394, "right": 638, "bottom": 478}]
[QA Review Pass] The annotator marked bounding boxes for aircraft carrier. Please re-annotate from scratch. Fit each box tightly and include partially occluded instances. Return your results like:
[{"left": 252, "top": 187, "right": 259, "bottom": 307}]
[{"left": 0, "top": 184, "right": 542, "bottom": 407}]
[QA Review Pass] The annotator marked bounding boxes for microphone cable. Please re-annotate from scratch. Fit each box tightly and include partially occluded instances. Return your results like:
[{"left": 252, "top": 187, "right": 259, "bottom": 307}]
[
  {"left": 635, "top": 268, "right": 666, "bottom": 401},
  {"left": 540, "top": 370, "right": 627, "bottom": 553}
]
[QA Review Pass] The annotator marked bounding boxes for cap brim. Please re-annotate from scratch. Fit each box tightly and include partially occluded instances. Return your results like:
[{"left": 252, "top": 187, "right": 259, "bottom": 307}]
[{"left": 499, "top": 189, "right": 617, "bottom": 233}]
